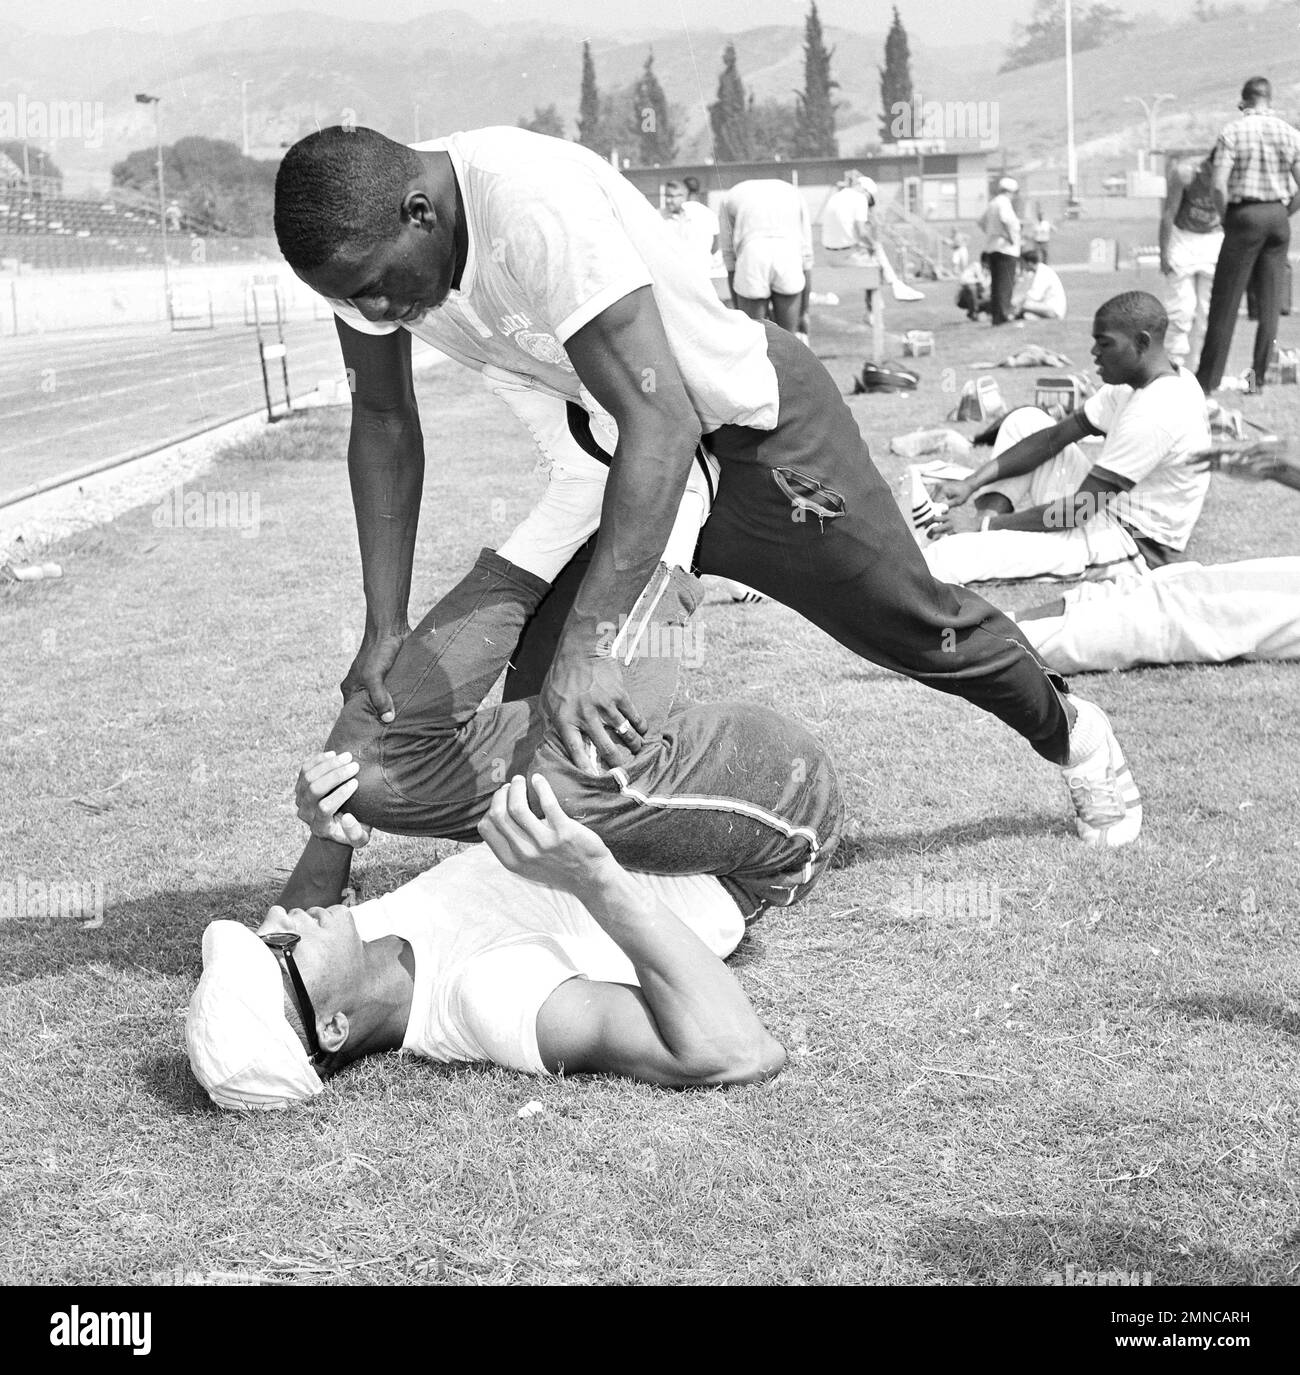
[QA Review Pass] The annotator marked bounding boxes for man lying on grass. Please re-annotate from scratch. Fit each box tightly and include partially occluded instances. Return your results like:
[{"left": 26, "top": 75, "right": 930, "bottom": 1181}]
[
  {"left": 186, "top": 551, "right": 843, "bottom": 1108},
  {"left": 1011, "top": 439, "right": 1300, "bottom": 672}
]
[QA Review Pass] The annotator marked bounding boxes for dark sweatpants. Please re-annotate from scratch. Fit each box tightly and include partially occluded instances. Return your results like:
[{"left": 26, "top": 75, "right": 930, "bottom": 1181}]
[
  {"left": 988, "top": 251, "right": 1020, "bottom": 326},
  {"left": 505, "top": 322, "right": 1074, "bottom": 765},
  {"left": 327, "top": 549, "right": 843, "bottom": 917},
  {"left": 1197, "top": 200, "right": 1291, "bottom": 392}
]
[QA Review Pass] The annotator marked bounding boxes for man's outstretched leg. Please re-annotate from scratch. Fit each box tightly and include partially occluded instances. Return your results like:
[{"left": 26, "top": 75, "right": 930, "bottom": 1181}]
[{"left": 694, "top": 325, "right": 1142, "bottom": 846}]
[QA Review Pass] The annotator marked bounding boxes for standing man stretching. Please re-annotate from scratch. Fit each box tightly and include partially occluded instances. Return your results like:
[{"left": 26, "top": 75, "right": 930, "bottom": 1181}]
[
  {"left": 1196, "top": 78, "right": 1300, "bottom": 395},
  {"left": 273, "top": 125, "right": 1143, "bottom": 846}
]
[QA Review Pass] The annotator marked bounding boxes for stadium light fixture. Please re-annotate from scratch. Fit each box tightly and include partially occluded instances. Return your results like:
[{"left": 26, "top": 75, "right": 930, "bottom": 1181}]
[
  {"left": 1064, "top": 0, "right": 1077, "bottom": 213},
  {"left": 1125, "top": 93, "right": 1177, "bottom": 155}
]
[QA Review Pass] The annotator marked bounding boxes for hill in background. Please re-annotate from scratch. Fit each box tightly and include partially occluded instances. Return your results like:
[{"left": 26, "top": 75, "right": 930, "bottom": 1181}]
[{"left": 1, "top": 3, "right": 1296, "bottom": 192}]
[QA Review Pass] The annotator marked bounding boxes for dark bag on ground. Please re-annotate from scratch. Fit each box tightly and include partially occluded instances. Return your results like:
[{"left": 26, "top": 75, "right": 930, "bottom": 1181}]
[{"left": 852, "top": 361, "right": 920, "bottom": 394}]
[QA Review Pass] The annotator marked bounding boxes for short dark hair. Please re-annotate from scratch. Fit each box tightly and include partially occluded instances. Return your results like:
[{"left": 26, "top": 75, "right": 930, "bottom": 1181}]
[
  {"left": 683, "top": 175, "right": 701, "bottom": 195},
  {"left": 1241, "top": 76, "right": 1271, "bottom": 105},
  {"left": 1020, "top": 248, "right": 1040, "bottom": 267},
  {"left": 664, "top": 179, "right": 684, "bottom": 193},
  {"left": 1095, "top": 290, "right": 1167, "bottom": 341},
  {"left": 274, "top": 126, "right": 424, "bottom": 273}
]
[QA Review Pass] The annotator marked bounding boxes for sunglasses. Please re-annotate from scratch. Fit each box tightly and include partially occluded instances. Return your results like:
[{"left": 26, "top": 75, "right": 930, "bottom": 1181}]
[{"left": 260, "top": 931, "right": 323, "bottom": 1060}]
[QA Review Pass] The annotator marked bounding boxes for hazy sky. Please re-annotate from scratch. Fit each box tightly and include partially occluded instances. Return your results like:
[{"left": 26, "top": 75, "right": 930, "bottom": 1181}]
[{"left": 0, "top": 0, "right": 1264, "bottom": 46}]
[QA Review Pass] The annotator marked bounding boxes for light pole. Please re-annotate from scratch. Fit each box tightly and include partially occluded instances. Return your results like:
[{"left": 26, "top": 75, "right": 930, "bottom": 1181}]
[
  {"left": 134, "top": 93, "right": 170, "bottom": 314},
  {"left": 1125, "top": 92, "right": 1176, "bottom": 158},
  {"left": 231, "top": 74, "right": 252, "bottom": 156},
  {"left": 1064, "top": 0, "right": 1078, "bottom": 212}
]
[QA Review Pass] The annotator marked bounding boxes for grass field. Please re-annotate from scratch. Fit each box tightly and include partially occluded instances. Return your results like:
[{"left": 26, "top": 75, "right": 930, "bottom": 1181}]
[{"left": 1, "top": 270, "right": 1297, "bottom": 1288}]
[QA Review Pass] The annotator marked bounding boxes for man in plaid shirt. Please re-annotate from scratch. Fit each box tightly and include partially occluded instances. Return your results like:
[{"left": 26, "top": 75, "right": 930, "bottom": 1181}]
[{"left": 1197, "top": 76, "right": 1300, "bottom": 395}]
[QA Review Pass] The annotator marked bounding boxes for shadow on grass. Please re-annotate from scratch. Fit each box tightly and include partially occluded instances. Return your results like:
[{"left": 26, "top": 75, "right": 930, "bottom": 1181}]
[
  {"left": 908, "top": 1213, "right": 1300, "bottom": 1285},
  {"left": 831, "top": 811, "right": 1063, "bottom": 868},
  {"left": 0, "top": 879, "right": 283, "bottom": 986},
  {"left": 1158, "top": 992, "right": 1300, "bottom": 1037}
]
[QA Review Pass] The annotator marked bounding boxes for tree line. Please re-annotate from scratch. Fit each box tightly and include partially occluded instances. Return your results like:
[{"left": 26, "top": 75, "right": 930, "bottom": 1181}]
[{"left": 519, "top": 1, "right": 846, "bottom": 166}]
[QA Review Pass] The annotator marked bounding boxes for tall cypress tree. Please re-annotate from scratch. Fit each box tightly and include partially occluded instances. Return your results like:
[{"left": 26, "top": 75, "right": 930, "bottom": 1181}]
[
  {"left": 632, "top": 51, "right": 677, "bottom": 165},
  {"left": 793, "top": 1, "right": 838, "bottom": 158},
  {"left": 708, "top": 43, "right": 751, "bottom": 163},
  {"left": 878, "top": 7, "right": 914, "bottom": 144},
  {"left": 577, "top": 41, "right": 604, "bottom": 154}
]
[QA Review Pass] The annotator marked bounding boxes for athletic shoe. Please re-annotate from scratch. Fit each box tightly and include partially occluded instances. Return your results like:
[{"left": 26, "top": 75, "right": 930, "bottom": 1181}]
[
  {"left": 1061, "top": 698, "right": 1142, "bottom": 847},
  {"left": 892, "top": 281, "right": 925, "bottom": 302},
  {"left": 715, "top": 577, "right": 770, "bottom": 605},
  {"left": 906, "top": 468, "right": 948, "bottom": 543}
]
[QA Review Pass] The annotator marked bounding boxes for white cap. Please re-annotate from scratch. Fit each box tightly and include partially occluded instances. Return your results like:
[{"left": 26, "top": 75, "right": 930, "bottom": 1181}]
[
  {"left": 998, "top": 177, "right": 1019, "bottom": 193},
  {"left": 186, "top": 920, "right": 325, "bottom": 1111},
  {"left": 856, "top": 175, "right": 879, "bottom": 203}
]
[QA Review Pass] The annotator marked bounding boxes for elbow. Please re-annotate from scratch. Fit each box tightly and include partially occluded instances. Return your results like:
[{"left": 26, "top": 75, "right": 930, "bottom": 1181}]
[{"left": 679, "top": 1032, "right": 787, "bottom": 1087}]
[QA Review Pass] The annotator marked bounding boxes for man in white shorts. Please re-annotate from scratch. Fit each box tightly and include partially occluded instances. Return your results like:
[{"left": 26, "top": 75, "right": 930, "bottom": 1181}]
[
  {"left": 717, "top": 177, "right": 813, "bottom": 334},
  {"left": 925, "top": 292, "right": 1211, "bottom": 585}
]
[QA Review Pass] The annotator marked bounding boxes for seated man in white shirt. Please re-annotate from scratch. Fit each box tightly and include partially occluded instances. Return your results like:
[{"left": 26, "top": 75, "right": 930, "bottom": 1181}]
[
  {"left": 924, "top": 292, "right": 1211, "bottom": 584},
  {"left": 1014, "top": 249, "right": 1067, "bottom": 321}
]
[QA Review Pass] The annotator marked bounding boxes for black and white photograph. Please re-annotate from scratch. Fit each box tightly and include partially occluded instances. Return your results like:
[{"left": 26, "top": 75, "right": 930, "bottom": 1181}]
[{"left": 1, "top": 0, "right": 1297, "bottom": 1322}]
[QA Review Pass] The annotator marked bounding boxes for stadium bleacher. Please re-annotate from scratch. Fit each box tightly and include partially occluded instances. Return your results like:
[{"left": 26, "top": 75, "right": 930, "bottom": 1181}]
[{"left": 0, "top": 189, "right": 278, "bottom": 272}]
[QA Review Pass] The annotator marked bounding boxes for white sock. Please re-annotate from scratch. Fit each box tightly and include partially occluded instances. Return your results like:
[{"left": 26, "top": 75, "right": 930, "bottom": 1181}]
[
  {"left": 1065, "top": 697, "right": 1109, "bottom": 766},
  {"left": 661, "top": 452, "right": 719, "bottom": 570}
]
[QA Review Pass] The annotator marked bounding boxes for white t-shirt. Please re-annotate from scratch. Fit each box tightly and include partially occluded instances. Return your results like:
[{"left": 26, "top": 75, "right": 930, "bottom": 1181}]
[
  {"left": 352, "top": 845, "right": 745, "bottom": 1076},
  {"left": 821, "top": 186, "right": 873, "bottom": 249},
  {"left": 328, "top": 128, "right": 778, "bottom": 432},
  {"left": 981, "top": 192, "right": 1021, "bottom": 255},
  {"left": 1023, "top": 263, "right": 1067, "bottom": 318},
  {"left": 1082, "top": 367, "right": 1211, "bottom": 551},
  {"left": 718, "top": 179, "right": 814, "bottom": 271},
  {"left": 662, "top": 200, "right": 719, "bottom": 277}
]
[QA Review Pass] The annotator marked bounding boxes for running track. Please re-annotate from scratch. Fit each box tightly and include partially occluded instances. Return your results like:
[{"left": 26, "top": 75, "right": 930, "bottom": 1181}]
[{"left": 0, "top": 319, "right": 440, "bottom": 504}]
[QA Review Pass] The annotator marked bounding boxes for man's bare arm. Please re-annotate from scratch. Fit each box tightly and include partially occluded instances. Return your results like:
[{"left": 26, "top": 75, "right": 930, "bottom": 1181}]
[
  {"left": 337, "top": 321, "right": 425, "bottom": 722},
  {"left": 1211, "top": 151, "right": 1232, "bottom": 222},
  {"left": 1287, "top": 155, "right": 1300, "bottom": 218},
  {"left": 277, "top": 835, "right": 354, "bottom": 911},
  {"left": 936, "top": 411, "right": 1095, "bottom": 507},
  {"left": 481, "top": 776, "right": 785, "bottom": 1087},
  {"left": 987, "top": 469, "right": 1126, "bottom": 533},
  {"left": 545, "top": 287, "right": 701, "bottom": 768},
  {"left": 1160, "top": 165, "right": 1187, "bottom": 272}
]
